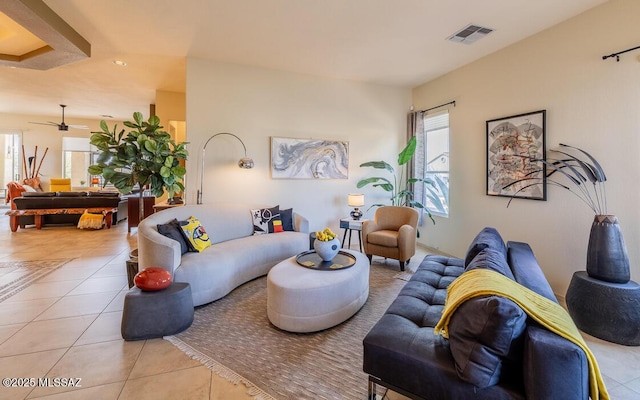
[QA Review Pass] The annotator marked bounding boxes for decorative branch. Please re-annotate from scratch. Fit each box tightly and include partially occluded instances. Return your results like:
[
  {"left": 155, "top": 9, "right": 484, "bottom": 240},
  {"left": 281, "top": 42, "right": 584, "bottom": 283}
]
[{"left": 503, "top": 144, "right": 607, "bottom": 215}]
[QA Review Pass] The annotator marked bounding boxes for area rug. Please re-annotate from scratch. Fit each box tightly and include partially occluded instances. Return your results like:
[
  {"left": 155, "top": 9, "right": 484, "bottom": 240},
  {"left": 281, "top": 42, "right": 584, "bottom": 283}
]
[
  {"left": 0, "top": 259, "right": 73, "bottom": 302},
  {"left": 166, "top": 264, "right": 410, "bottom": 400}
]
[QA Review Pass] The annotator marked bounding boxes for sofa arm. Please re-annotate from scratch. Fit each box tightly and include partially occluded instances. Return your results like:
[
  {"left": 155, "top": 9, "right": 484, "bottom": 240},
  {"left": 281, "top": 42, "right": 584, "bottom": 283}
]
[
  {"left": 137, "top": 226, "right": 182, "bottom": 276},
  {"left": 293, "top": 213, "right": 309, "bottom": 233},
  {"left": 523, "top": 325, "right": 589, "bottom": 400}
]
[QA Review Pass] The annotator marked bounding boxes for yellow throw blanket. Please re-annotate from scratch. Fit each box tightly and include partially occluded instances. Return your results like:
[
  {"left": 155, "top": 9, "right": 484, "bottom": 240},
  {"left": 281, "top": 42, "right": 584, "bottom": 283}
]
[{"left": 434, "top": 268, "right": 609, "bottom": 400}]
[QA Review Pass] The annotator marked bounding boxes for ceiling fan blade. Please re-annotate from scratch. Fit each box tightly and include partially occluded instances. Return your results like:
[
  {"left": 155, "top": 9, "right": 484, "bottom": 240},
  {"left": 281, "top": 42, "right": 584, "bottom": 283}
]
[
  {"left": 28, "top": 121, "right": 59, "bottom": 126},
  {"left": 68, "top": 124, "right": 89, "bottom": 130}
]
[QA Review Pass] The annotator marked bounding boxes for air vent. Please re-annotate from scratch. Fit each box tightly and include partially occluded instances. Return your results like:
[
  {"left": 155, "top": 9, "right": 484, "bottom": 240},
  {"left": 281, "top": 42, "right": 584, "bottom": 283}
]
[{"left": 447, "top": 24, "right": 494, "bottom": 45}]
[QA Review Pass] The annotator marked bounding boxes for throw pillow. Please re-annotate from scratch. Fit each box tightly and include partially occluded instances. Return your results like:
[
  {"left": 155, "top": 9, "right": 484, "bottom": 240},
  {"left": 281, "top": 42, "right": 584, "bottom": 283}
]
[
  {"left": 448, "top": 295, "right": 527, "bottom": 388},
  {"left": 251, "top": 206, "right": 282, "bottom": 235},
  {"left": 466, "top": 248, "right": 515, "bottom": 280},
  {"left": 22, "top": 184, "right": 37, "bottom": 192},
  {"left": 280, "top": 208, "right": 295, "bottom": 231},
  {"left": 157, "top": 219, "right": 190, "bottom": 255},
  {"left": 179, "top": 216, "right": 212, "bottom": 252},
  {"left": 464, "top": 227, "right": 508, "bottom": 267}
]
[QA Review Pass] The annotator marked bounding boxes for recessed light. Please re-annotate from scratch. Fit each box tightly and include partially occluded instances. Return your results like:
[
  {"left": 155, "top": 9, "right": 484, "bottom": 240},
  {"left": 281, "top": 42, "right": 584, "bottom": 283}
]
[{"left": 113, "top": 60, "right": 127, "bottom": 67}]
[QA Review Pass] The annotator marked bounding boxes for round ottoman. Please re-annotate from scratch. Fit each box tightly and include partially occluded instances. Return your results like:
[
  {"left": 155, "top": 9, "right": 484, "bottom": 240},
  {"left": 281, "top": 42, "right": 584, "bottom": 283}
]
[{"left": 267, "top": 249, "right": 370, "bottom": 333}]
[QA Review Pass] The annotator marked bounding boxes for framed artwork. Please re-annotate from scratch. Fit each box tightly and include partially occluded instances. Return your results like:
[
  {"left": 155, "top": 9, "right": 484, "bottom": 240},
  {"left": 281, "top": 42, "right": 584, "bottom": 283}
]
[
  {"left": 271, "top": 137, "right": 348, "bottom": 179},
  {"left": 486, "top": 110, "right": 546, "bottom": 200}
]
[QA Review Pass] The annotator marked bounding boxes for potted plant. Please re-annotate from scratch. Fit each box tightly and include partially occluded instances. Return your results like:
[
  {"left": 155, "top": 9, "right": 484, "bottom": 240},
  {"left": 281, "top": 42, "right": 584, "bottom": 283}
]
[
  {"left": 357, "top": 136, "right": 445, "bottom": 224},
  {"left": 88, "top": 112, "right": 188, "bottom": 223}
]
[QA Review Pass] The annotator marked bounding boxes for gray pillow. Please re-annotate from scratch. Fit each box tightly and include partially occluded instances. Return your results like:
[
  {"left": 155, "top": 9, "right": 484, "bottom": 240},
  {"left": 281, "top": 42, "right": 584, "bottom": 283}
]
[
  {"left": 448, "top": 246, "right": 526, "bottom": 388},
  {"left": 280, "top": 208, "right": 295, "bottom": 231},
  {"left": 464, "top": 227, "right": 507, "bottom": 267},
  {"left": 157, "top": 219, "right": 191, "bottom": 255},
  {"left": 448, "top": 296, "right": 527, "bottom": 388}
]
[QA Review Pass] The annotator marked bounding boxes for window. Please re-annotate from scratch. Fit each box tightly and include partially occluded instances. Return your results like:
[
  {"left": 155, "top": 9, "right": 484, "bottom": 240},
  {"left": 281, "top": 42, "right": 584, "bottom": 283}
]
[
  {"left": 62, "top": 137, "right": 97, "bottom": 187},
  {"left": 422, "top": 111, "right": 449, "bottom": 217}
]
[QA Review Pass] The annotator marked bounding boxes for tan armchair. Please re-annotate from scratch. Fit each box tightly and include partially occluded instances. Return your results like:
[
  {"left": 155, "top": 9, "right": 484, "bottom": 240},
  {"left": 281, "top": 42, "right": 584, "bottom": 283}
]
[{"left": 362, "top": 206, "right": 419, "bottom": 271}]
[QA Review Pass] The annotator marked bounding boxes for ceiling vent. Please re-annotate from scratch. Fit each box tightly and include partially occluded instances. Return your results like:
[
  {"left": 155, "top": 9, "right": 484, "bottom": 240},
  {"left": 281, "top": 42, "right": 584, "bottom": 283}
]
[{"left": 447, "top": 24, "right": 494, "bottom": 45}]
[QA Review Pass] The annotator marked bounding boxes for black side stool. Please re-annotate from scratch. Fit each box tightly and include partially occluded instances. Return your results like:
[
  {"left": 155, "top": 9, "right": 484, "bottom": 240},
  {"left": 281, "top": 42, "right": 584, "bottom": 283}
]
[{"left": 121, "top": 282, "right": 194, "bottom": 341}]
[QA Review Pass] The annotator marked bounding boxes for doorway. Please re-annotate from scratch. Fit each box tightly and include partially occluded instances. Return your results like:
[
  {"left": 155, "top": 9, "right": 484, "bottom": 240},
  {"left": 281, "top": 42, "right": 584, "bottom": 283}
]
[{"left": 0, "top": 132, "right": 21, "bottom": 207}]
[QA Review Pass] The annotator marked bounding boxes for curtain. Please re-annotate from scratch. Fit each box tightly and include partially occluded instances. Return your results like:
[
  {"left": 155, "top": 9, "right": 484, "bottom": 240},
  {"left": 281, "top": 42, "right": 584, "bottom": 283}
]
[{"left": 407, "top": 111, "right": 425, "bottom": 224}]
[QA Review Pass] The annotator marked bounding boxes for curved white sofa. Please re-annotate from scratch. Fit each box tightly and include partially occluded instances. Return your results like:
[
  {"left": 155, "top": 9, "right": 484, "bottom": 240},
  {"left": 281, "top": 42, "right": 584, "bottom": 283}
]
[{"left": 137, "top": 202, "right": 309, "bottom": 306}]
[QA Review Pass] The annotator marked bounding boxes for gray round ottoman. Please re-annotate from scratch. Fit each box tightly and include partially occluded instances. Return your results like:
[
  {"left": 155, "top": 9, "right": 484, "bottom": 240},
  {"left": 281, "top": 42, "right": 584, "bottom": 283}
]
[{"left": 267, "top": 249, "right": 370, "bottom": 333}]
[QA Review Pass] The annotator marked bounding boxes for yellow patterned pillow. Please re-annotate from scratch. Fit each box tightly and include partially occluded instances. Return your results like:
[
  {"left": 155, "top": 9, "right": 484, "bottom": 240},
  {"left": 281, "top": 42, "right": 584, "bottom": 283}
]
[{"left": 179, "top": 216, "right": 211, "bottom": 252}]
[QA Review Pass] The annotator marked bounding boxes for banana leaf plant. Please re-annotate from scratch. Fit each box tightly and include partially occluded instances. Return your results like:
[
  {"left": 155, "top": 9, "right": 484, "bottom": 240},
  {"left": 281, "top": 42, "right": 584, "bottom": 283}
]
[
  {"left": 503, "top": 143, "right": 607, "bottom": 214},
  {"left": 357, "top": 136, "right": 441, "bottom": 224},
  {"left": 88, "top": 112, "right": 188, "bottom": 222}
]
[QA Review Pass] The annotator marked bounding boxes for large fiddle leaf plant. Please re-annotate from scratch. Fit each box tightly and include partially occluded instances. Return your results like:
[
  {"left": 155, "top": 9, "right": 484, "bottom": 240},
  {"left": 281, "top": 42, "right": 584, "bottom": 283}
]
[
  {"left": 357, "top": 136, "right": 445, "bottom": 224},
  {"left": 88, "top": 112, "right": 188, "bottom": 219}
]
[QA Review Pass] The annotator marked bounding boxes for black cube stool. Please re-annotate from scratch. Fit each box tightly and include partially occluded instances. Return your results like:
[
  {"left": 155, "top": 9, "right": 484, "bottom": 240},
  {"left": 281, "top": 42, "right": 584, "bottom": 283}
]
[{"left": 121, "top": 282, "right": 194, "bottom": 341}]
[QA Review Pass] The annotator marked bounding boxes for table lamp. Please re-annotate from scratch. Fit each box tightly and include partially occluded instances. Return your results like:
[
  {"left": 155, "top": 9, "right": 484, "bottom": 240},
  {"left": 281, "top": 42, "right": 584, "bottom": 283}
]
[{"left": 348, "top": 193, "right": 365, "bottom": 220}]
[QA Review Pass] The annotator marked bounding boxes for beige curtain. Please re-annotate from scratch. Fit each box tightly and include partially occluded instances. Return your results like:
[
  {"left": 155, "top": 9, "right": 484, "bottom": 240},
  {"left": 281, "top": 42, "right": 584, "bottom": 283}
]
[{"left": 407, "top": 111, "right": 425, "bottom": 224}]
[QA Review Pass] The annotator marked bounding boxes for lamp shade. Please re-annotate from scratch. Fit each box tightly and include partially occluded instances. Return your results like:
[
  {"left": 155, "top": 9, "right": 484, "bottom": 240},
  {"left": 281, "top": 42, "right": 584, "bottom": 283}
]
[{"left": 348, "top": 193, "right": 365, "bottom": 207}]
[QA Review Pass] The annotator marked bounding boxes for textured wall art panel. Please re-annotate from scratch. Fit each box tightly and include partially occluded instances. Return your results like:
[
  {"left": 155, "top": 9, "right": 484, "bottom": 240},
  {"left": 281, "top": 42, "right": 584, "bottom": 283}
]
[{"left": 271, "top": 137, "right": 348, "bottom": 179}]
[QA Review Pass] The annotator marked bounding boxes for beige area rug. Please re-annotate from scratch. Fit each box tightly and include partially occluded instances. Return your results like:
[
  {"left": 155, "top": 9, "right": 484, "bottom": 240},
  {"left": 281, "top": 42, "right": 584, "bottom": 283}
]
[
  {"left": 0, "top": 259, "right": 73, "bottom": 302},
  {"left": 166, "top": 263, "right": 412, "bottom": 400}
]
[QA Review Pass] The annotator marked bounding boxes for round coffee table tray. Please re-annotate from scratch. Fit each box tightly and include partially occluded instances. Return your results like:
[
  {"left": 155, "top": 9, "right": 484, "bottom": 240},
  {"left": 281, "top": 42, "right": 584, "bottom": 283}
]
[{"left": 296, "top": 250, "right": 356, "bottom": 270}]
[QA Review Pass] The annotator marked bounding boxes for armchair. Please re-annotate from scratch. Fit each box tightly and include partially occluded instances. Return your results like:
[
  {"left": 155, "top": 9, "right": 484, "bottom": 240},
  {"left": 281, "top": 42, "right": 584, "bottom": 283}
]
[{"left": 362, "top": 206, "right": 419, "bottom": 271}]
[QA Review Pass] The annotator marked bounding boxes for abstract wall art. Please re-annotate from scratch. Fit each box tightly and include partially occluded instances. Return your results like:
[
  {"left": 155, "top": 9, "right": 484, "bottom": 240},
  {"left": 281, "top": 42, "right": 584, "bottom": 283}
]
[
  {"left": 486, "top": 110, "right": 546, "bottom": 200},
  {"left": 271, "top": 137, "right": 349, "bottom": 179}
]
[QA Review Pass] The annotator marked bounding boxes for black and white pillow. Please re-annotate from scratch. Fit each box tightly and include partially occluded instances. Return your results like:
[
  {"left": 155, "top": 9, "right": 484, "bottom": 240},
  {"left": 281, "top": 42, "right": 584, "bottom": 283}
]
[{"left": 251, "top": 206, "right": 282, "bottom": 235}]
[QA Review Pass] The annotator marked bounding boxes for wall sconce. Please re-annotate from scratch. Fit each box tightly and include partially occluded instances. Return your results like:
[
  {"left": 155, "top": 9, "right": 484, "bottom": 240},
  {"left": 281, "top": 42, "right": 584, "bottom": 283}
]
[
  {"left": 197, "top": 132, "right": 254, "bottom": 204},
  {"left": 348, "top": 193, "right": 365, "bottom": 220}
]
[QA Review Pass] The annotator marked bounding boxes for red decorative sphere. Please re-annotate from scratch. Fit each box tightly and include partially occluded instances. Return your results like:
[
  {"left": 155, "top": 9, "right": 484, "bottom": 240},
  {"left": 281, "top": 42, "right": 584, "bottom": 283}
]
[{"left": 134, "top": 267, "right": 172, "bottom": 291}]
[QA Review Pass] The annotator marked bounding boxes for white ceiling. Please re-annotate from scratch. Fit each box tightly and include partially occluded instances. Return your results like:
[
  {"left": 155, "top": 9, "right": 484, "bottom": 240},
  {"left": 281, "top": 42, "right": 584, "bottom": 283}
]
[{"left": 0, "top": 0, "right": 607, "bottom": 121}]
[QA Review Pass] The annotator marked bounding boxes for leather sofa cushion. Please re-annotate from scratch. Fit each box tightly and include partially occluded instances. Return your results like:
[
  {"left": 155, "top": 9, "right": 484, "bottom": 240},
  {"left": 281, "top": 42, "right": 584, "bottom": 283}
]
[
  {"left": 22, "top": 191, "right": 56, "bottom": 197},
  {"left": 448, "top": 248, "right": 526, "bottom": 388},
  {"left": 56, "top": 191, "right": 87, "bottom": 197},
  {"left": 464, "top": 227, "right": 507, "bottom": 267},
  {"left": 88, "top": 191, "right": 120, "bottom": 197},
  {"left": 367, "top": 230, "right": 398, "bottom": 247},
  {"left": 448, "top": 295, "right": 526, "bottom": 388}
]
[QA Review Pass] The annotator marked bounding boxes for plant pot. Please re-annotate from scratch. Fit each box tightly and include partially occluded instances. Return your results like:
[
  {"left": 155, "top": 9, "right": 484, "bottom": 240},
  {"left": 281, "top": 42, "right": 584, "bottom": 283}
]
[
  {"left": 314, "top": 238, "right": 340, "bottom": 261},
  {"left": 586, "top": 215, "right": 630, "bottom": 284}
]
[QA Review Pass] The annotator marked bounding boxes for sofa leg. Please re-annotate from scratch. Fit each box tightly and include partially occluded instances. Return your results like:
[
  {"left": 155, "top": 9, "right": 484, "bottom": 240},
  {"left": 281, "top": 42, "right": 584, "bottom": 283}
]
[
  {"left": 368, "top": 377, "right": 376, "bottom": 400},
  {"left": 399, "top": 261, "right": 405, "bottom": 271}
]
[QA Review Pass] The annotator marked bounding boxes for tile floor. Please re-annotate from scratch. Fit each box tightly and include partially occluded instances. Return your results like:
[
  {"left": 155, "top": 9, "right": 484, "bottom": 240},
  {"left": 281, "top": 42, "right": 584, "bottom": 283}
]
[{"left": 0, "top": 213, "right": 638, "bottom": 399}]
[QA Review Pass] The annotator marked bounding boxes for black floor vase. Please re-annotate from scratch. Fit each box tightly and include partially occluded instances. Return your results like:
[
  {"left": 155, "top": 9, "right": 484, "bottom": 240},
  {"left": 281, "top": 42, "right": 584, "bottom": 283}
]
[{"left": 586, "top": 215, "right": 630, "bottom": 284}]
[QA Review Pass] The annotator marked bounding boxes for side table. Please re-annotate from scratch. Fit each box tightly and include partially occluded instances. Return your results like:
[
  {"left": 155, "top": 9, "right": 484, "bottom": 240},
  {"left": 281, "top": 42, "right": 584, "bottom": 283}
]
[
  {"left": 340, "top": 217, "right": 367, "bottom": 252},
  {"left": 121, "top": 282, "right": 194, "bottom": 341}
]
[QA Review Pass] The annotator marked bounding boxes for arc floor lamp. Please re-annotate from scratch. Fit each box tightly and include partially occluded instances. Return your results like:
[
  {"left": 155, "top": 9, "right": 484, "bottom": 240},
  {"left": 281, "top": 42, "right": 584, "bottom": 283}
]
[{"left": 197, "top": 132, "right": 254, "bottom": 204}]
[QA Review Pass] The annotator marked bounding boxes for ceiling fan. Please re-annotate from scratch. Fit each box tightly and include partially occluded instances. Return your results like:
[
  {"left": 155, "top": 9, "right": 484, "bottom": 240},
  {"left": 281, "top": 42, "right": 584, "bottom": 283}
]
[{"left": 29, "top": 104, "right": 89, "bottom": 131}]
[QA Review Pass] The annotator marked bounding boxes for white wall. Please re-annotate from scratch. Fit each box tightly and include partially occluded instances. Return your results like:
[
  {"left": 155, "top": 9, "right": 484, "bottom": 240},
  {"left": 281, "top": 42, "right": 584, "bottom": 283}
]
[
  {"left": 186, "top": 59, "right": 411, "bottom": 234},
  {"left": 0, "top": 113, "right": 123, "bottom": 190},
  {"left": 413, "top": 0, "right": 640, "bottom": 295}
]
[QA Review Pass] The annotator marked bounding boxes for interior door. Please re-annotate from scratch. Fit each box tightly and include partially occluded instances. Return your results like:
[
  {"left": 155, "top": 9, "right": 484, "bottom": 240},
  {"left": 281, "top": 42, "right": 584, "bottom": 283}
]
[{"left": 0, "top": 132, "right": 21, "bottom": 204}]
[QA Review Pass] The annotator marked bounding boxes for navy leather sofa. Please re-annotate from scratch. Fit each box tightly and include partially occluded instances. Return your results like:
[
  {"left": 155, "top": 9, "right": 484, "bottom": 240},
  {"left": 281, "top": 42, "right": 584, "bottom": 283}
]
[{"left": 363, "top": 228, "right": 589, "bottom": 400}]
